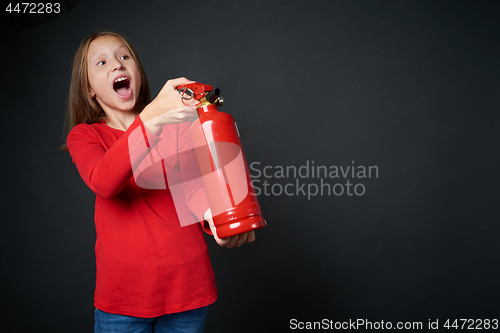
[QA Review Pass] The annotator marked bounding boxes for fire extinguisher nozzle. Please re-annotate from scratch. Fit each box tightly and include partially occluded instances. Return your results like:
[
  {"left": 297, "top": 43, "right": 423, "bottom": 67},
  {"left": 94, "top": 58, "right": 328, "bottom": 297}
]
[{"left": 206, "top": 88, "right": 222, "bottom": 103}]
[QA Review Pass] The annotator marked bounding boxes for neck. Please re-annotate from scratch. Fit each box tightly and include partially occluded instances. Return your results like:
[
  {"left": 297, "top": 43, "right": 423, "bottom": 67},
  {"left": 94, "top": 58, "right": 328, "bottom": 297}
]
[{"left": 104, "top": 110, "right": 138, "bottom": 131}]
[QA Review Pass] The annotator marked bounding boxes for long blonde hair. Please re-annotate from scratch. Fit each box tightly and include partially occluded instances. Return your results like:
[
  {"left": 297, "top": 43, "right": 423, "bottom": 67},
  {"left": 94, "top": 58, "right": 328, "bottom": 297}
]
[{"left": 61, "top": 31, "right": 150, "bottom": 150}]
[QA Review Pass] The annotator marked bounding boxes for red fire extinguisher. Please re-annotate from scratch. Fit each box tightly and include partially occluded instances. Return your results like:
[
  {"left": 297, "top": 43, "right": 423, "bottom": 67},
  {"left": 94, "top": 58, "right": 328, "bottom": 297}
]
[{"left": 176, "top": 82, "right": 266, "bottom": 239}]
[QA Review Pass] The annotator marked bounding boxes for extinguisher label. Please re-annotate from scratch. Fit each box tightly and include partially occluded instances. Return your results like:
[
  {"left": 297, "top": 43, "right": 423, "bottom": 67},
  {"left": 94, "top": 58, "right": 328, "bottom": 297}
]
[{"left": 234, "top": 121, "right": 241, "bottom": 137}]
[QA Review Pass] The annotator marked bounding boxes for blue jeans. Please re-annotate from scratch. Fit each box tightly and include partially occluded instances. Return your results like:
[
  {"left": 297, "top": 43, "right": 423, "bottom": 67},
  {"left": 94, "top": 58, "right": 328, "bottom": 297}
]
[{"left": 94, "top": 307, "right": 208, "bottom": 333}]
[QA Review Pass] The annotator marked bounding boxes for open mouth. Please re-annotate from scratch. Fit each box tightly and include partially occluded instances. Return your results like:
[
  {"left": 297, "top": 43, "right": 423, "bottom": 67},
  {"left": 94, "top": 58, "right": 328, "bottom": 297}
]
[{"left": 113, "top": 77, "right": 131, "bottom": 97}]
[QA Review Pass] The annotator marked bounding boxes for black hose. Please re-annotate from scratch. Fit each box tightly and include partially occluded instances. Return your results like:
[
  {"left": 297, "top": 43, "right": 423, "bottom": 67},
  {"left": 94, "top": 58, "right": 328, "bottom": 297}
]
[{"left": 206, "top": 88, "right": 221, "bottom": 103}]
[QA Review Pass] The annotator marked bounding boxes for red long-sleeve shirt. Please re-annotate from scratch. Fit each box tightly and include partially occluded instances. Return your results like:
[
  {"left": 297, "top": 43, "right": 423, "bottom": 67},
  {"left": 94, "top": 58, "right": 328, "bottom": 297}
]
[{"left": 67, "top": 115, "right": 217, "bottom": 317}]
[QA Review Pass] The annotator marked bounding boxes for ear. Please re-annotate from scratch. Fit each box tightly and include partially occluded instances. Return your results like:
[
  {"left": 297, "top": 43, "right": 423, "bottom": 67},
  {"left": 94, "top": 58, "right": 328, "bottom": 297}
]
[{"left": 89, "top": 86, "right": 96, "bottom": 98}]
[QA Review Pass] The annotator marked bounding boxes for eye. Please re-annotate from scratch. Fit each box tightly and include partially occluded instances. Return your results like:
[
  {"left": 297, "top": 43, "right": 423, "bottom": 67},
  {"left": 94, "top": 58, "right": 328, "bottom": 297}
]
[
  {"left": 120, "top": 55, "right": 129, "bottom": 60},
  {"left": 97, "top": 60, "right": 106, "bottom": 66}
]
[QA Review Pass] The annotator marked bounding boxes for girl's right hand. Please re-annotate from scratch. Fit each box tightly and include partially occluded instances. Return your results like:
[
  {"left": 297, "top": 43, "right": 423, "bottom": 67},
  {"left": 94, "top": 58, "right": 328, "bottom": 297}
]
[{"left": 140, "top": 77, "right": 199, "bottom": 133}]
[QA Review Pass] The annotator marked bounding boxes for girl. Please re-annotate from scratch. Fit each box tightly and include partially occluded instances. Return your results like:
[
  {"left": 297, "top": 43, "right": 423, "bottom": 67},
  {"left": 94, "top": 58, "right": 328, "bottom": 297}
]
[{"left": 63, "top": 31, "right": 256, "bottom": 333}]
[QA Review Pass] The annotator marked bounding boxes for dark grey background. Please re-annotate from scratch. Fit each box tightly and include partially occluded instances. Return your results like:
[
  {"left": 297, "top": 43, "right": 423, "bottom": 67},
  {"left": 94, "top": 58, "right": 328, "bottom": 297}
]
[{"left": 1, "top": 0, "right": 499, "bottom": 332}]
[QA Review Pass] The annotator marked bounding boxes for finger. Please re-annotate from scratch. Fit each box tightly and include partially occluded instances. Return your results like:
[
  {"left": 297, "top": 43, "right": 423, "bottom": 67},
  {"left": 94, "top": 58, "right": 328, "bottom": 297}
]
[
  {"left": 235, "top": 232, "right": 248, "bottom": 247},
  {"left": 182, "top": 97, "right": 201, "bottom": 107},
  {"left": 226, "top": 234, "right": 240, "bottom": 248},
  {"left": 164, "top": 77, "right": 195, "bottom": 90},
  {"left": 246, "top": 231, "right": 256, "bottom": 243},
  {"left": 214, "top": 228, "right": 229, "bottom": 247},
  {"left": 217, "top": 237, "right": 229, "bottom": 247}
]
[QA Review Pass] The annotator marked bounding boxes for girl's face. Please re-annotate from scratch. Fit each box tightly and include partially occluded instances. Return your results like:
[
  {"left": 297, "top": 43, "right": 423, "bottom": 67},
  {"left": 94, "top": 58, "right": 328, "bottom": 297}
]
[{"left": 87, "top": 36, "right": 142, "bottom": 115}]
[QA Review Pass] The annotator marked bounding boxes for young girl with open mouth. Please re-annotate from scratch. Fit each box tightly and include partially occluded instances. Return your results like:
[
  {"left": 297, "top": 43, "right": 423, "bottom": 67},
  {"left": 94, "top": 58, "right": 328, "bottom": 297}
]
[{"left": 63, "top": 31, "right": 257, "bottom": 333}]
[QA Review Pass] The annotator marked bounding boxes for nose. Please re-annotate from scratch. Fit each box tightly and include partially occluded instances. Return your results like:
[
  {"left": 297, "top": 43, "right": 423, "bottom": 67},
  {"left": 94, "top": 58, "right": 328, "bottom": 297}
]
[{"left": 112, "top": 58, "right": 125, "bottom": 71}]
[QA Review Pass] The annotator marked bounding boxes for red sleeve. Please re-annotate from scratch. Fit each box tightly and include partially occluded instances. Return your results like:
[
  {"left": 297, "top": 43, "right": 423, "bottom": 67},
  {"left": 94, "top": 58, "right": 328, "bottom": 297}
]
[
  {"left": 67, "top": 116, "right": 162, "bottom": 199},
  {"left": 177, "top": 121, "right": 212, "bottom": 234}
]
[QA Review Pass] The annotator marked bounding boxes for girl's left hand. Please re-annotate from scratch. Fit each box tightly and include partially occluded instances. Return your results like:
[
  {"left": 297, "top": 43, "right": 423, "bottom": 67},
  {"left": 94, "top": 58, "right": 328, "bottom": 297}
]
[{"left": 203, "top": 209, "right": 259, "bottom": 248}]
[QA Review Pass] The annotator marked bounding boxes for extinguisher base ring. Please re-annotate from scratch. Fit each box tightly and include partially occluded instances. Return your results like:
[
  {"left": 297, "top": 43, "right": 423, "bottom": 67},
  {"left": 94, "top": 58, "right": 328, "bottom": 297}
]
[{"left": 214, "top": 215, "right": 266, "bottom": 239}]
